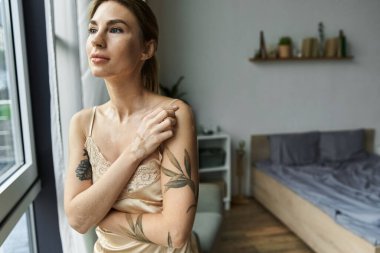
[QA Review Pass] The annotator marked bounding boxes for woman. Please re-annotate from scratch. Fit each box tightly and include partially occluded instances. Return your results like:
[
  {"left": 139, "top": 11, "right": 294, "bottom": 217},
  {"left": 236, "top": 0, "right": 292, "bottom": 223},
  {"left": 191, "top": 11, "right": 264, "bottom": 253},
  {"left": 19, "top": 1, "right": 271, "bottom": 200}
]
[{"left": 63, "top": 0, "right": 199, "bottom": 252}]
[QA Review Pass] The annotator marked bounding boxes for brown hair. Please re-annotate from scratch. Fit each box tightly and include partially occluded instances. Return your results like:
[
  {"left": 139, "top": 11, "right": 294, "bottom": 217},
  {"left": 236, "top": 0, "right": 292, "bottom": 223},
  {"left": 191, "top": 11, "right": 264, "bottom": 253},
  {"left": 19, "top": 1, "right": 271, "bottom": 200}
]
[{"left": 88, "top": 0, "right": 159, "bottom": 93}]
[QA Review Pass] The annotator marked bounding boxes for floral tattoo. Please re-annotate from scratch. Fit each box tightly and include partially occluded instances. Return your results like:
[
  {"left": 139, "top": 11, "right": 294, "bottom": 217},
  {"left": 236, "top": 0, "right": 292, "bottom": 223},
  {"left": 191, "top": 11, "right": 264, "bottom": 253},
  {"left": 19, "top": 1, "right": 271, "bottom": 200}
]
[{"left": 75, "top": 149, "right": 92, "bottom": 181}]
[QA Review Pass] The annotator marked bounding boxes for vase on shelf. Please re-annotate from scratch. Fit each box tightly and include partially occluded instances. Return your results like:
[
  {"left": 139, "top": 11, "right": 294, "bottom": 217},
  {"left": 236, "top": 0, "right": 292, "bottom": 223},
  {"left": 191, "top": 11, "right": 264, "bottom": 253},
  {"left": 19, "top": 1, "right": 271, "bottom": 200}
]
[
  {"left": 337, "top": 29, "right": 347, "bottom": 58},
  {"left": 258, "top": 30, "right": 268, "bottom": 59}
]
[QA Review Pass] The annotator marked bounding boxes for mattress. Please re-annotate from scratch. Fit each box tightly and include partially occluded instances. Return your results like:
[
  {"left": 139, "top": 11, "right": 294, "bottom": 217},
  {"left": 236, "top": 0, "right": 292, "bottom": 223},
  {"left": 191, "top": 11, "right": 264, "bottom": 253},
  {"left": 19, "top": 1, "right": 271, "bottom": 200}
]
[{"left": 256, "top": 154, "right": 380, "bottom": 245}]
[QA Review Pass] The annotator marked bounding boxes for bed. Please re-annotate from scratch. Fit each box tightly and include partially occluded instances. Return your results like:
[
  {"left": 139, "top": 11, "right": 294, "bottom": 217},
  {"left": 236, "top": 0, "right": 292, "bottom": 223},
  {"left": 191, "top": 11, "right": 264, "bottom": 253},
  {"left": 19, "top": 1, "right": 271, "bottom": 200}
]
[{"left": 250, "top": 129, "right": 380, "bottom": 253}]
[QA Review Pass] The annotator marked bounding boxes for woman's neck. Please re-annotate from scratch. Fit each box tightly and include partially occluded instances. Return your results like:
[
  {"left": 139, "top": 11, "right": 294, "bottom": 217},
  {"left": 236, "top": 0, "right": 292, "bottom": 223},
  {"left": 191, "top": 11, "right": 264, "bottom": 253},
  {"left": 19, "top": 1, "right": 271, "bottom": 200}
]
[{"left": 104, "top": 75, "right": 149, "bottom": 123}]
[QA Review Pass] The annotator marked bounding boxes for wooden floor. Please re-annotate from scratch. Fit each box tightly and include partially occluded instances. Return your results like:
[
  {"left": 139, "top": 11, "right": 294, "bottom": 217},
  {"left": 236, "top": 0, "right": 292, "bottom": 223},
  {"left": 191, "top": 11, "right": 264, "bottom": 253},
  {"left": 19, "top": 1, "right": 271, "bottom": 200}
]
[{"left": 213, "top": 197, "right": 316, "bottom": 253}]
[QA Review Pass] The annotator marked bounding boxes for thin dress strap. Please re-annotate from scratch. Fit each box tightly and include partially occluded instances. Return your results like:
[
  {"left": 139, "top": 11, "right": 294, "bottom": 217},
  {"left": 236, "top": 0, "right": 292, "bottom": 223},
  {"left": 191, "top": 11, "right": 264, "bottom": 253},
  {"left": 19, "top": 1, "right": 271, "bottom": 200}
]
[
  {"left": 166, "top": 98, "right": 179, "bottom": 107},
  {"left": 88, "top": 106, "right": 97, "bottom": 137}
]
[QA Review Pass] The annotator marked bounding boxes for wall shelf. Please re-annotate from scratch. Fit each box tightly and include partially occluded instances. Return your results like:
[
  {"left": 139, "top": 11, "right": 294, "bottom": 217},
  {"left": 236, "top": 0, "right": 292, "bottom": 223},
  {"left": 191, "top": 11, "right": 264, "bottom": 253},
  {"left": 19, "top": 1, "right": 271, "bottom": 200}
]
[{"left": 249, "top": 56, "right": 353, "bottom": 63}]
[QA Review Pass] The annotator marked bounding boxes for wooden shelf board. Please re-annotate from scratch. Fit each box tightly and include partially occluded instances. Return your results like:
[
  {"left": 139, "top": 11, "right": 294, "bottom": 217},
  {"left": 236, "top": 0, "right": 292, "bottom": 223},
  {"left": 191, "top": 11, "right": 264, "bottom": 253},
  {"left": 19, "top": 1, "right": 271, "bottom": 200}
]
[
  {"left": 249, "top": 56, "right": 354, "bottom": 62},
  {"left": 199, "top": 166, "right": 228, "bottom": 173},
  {"left": 197, "top": 133, "right": 230, "bottom": 140}
]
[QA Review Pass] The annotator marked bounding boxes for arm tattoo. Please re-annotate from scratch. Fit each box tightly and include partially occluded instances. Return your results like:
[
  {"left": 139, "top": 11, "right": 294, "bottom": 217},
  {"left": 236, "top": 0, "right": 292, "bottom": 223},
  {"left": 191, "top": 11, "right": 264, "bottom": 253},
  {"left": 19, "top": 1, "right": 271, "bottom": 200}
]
[
  {"left": 162, "top": 148, "right": 198, "bottom": 213},
  {"left": 75, "top": 149, "right": 92, "bottom": 181},
  {"left": 124, "top": 214, "right": 151, "bottom": 243}
]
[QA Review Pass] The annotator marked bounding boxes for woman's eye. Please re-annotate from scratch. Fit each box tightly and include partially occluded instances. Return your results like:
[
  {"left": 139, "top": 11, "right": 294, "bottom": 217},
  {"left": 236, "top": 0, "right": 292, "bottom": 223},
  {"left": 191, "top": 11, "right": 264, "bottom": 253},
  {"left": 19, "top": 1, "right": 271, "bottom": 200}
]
[
  {"left": 110, "top": 27, "right": 123, "bottom": 33},
  {"left": 88, "top": 28, "right": 97, "bottom": 34}
]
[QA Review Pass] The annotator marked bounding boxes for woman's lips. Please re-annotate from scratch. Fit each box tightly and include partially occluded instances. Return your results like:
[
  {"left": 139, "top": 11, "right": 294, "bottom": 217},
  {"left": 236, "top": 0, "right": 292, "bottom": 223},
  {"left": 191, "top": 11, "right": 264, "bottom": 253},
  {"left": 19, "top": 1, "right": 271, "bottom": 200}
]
[{"left": 91, "top": 55, "right": 110, "bottom": 64}]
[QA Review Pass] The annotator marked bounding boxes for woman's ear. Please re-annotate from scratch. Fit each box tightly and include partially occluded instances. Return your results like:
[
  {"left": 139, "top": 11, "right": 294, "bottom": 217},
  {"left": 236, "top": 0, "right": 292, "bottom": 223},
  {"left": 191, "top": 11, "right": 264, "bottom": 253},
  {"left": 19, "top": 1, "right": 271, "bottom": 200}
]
[{"left": 141, "top": 40, "right": 156, "bottom": 61}]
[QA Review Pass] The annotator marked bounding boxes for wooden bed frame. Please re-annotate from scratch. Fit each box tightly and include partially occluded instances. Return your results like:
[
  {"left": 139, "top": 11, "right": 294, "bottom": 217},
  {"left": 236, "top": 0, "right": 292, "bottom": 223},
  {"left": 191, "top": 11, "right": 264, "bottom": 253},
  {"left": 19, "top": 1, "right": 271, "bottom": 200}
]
[{"left": 250, "top": 129, "right": 380, "bottom": 253}]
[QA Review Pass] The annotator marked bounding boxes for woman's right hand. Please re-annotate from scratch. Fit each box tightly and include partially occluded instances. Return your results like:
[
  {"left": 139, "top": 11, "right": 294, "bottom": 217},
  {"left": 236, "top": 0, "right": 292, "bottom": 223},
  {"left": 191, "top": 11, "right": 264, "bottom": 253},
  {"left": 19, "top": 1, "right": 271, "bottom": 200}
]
[{"left": 128, "top": 105, "right": 179, "bottom": 161}]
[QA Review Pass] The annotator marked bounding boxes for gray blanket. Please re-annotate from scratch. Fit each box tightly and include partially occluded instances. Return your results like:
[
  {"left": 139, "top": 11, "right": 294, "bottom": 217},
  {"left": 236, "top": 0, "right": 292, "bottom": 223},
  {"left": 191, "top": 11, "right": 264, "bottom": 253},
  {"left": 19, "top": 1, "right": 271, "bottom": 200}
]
[{"left": 256, "top": 154, "right": 380, "bottom": 245}]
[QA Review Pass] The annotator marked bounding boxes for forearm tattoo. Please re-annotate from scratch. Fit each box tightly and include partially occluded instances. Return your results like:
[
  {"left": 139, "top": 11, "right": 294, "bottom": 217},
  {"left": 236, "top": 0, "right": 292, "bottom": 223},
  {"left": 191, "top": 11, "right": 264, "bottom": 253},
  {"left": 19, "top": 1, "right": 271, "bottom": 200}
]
[
  {"left": 75, "top": 149, "right": 92, "bottom": 181},
  {"left": 162, "top": 148, "right": 198, "bottom": 213},
  {"left": 124, "top": 214, "right": 175, "bottom": 248},
  {"left": 124, "top": 214, "right": 151, "bottom": 243},
  {"left": 123, "top": 149, "right": 198, "bottom": 247}
]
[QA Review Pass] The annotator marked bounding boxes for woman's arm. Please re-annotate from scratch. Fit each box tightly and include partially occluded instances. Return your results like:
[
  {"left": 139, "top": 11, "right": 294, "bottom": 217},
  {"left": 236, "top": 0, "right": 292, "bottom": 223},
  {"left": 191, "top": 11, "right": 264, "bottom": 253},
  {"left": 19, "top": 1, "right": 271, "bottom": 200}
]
[
  {"left": 99, "top": 100, "right": 199, "bottom": 248},
  {"left": 64, "top": 106, "right": 178, "bottom": 234}
]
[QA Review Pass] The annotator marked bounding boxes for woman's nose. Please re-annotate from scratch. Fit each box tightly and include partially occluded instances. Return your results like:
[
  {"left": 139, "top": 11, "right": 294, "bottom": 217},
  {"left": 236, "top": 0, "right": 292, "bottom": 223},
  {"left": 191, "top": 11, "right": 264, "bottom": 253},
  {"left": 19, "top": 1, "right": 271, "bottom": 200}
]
[{"left": 91, "top": 33, "right": 106, "bottom": 48}]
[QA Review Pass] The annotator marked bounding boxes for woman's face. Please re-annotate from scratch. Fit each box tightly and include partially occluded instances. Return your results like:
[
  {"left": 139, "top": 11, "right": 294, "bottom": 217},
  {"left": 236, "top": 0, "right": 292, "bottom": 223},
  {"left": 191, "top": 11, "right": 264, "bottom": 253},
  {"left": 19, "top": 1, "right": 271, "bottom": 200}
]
[{"left": 86, "top": 1, "right": 145, "bottom": 79}]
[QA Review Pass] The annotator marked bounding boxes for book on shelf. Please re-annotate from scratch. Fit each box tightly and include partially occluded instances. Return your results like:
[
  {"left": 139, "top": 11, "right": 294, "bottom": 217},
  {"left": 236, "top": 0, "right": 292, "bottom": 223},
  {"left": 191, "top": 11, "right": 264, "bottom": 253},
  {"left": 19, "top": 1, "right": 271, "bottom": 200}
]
[
  {"left": 301, "top": 37, "right": 319, "bottom": 58},
  {"left": 324, "top": 37, "right": 339, "bottom": 57}
]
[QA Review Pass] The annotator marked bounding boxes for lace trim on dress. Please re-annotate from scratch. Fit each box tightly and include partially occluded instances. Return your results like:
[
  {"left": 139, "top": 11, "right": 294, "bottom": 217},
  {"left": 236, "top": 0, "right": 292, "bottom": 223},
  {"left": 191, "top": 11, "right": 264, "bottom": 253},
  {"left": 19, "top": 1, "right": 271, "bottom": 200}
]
[
  {"left": 126, "top": 160, "right": 161, "bottom": 192},
  {"left": 85, "top": 136, "right": 161, "bottom": 192},
  {"left": 85, "top": 137, "right": 111, "bottom": 183}
]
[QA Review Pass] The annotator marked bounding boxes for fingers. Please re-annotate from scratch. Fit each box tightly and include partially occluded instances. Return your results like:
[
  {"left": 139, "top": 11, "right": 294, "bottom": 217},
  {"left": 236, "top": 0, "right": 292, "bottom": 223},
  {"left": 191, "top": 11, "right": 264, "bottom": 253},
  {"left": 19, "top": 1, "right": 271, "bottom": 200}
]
[
  {"left": 152, "top": 116, "right": 176, "bottom": 134},
  {"left": 133, "top": 125, "right": 174, "bottom": 158},
  {"left": 155, "top": 107, "right": 177, "bottom": 123},
  {"left": 134, "top": 104, "right": 178, "bottom": 156},
  {"left": 155, "top": 129, "right": 174, "bottom": 143},
  {"left": 145, "top": 105, "right": 178, "bottom": 124}
]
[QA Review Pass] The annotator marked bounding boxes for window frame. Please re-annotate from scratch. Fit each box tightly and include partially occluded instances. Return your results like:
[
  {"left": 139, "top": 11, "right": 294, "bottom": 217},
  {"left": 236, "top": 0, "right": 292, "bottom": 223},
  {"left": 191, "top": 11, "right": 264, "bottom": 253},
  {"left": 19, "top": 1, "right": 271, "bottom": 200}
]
[{"left": 0, "top": 0, "right": 40, "bottom": 246}]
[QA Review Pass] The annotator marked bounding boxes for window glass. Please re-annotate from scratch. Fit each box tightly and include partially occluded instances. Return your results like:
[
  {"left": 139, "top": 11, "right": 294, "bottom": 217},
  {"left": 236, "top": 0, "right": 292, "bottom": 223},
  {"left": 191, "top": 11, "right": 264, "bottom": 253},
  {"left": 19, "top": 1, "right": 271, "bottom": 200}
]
[
  {"left": 0, "top": 0, "right": 23, "bottom": 180},
  {"left": 0, "top": 211, "right": 34, "bottom": 253},
  {"left": 0, "top": 0, "right": 38, "bottom": 249}
]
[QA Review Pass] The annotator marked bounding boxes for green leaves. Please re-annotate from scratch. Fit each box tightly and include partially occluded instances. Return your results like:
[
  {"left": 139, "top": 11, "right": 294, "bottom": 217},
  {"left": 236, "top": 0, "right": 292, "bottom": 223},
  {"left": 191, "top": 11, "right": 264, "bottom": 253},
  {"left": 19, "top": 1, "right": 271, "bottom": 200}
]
[
  {"left": 162, "top": 167, "right": 177, "bottom": 177},
  {"left": 163, "top": 148, "right": 196, "bottom": 196},
  {"left": 159, "top": 76, "right": 187, "bottom": 100},
  {"left": 185, "top": 149, "right": 191, "bottom": 179},
  {"left": 165, "top": 149, "right": 182, "bottom": 174},
  {"left": 124, "top": 214, "right": 151, "bottom": 243},
  {"left": 162, "top": 148, "right": 198, "bottom": 213},
  {"left": 163, "top": 170, "right": 192, "bottom": 193},
  {"left": 165, "top": 176, "right": 188, "bottom": 188}
]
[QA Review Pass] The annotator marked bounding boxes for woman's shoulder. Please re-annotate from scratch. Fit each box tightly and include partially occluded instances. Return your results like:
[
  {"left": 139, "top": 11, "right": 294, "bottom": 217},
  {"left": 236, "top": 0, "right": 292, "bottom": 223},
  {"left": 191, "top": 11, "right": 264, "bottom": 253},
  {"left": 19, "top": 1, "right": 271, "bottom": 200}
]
[
  {"left": 173, "top": 99, "right": 193, "bottom": 120},
  {"left": 152, "top": 94, "right": 192, "bottom": 114},
  {"left": 69, "top": 107, "right": 96, "bottom": 136},
  {"left": 155, "top": 96, "right": 194, "bottom": 125},
  {"left": 160, "top": 97, "right": 196, "bottom": 145},
  {"left": 71, "top": 107, "right": 95, "bottom": 124}
]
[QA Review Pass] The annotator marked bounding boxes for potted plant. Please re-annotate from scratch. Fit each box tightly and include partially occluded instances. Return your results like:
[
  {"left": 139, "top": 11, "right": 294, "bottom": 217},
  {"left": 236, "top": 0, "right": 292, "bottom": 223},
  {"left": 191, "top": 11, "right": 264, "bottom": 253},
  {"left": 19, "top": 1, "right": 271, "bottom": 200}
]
[
  {"left": 278, "top": 36, "right": 293, "bottom": 58},
  {"left": 159, "top": 76, "right": 187, "bottom": 102}
]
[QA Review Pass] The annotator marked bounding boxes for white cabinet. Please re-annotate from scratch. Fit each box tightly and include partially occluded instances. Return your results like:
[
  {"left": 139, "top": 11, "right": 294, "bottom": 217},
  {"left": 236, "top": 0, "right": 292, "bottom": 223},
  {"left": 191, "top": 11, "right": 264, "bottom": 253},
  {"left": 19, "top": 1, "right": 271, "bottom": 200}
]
[{"left": 197, "top": 133, "right": 231, "bottom": 210}]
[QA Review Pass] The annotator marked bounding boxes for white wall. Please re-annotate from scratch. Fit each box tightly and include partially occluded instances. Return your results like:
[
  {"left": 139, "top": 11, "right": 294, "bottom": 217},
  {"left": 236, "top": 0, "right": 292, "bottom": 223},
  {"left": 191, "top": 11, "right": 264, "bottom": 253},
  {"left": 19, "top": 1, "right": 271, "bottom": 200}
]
[{"left": 150, "top": 0, "right": 380, "bottom": 195}]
